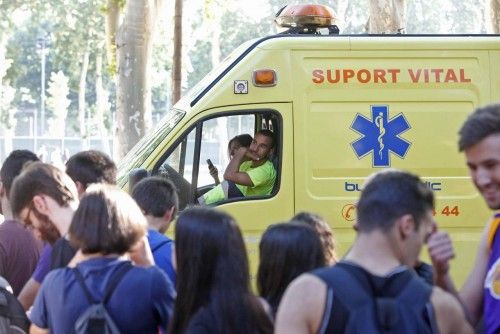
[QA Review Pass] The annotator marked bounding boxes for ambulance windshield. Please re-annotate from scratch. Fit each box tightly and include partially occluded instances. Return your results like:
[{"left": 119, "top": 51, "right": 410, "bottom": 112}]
[{"left": 117, "top": 108, "right": 185, "bottom": 185}]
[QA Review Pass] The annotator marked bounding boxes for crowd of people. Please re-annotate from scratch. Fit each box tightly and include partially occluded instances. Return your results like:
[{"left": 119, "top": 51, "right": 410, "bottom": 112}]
[{"left": 0, "top": 103, "right": 498, "bottom": 334}]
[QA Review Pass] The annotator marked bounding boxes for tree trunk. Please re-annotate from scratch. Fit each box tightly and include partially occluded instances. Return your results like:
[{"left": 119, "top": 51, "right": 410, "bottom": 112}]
[
  {"left": 115, "top": 0, "right": 156, "bottom": 159},
  {"left": 78, "top": 45, "right": 90, "bottom": 146},
  {"left": 487, "top": 0, "right": 500, "bottom": 33},
  {"left": 105, "top": 0, "right": 121, "bottom": 73},
  {"left": 95, "top": 50, "right": 111, "bottom": 155},
  {"left": 333, "top": 0, "right": 349, "bottom": 32},
  {"left": 171, "top": 0, "right": 183, "bottom": 105},
  {"left": 368, "top": 0, "right": 407, "bottom": 34}
]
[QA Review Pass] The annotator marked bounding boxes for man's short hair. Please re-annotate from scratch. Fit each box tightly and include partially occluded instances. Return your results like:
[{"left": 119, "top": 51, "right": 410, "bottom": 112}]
[
  {"left": 459, "top": 103, "right": 500, "bottom": 151},
  {"left": 10, "top": 162, "right": 78, "bottom": 216},
  {"left": 69, "top": 184, "right": 147, "bottom": 255},
  {"left": 65, "top": 150, "right": 117, "bottom": 188},
  {"left": 0, "top": 150, "right": 39, "bottom": 196},
  {"left": 356, "top": 170, "right": 434, "bottom": 233},
  {"left": 131, "top": 177, "right": 178, "bottom": 218},
  {"left": 255, "top": 129, "right": 276, "bottom": 149}
]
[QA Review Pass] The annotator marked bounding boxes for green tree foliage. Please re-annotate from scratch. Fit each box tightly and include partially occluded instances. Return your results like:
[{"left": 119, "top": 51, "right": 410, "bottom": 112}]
[{"left": 1, "top": 0, "right": 494, "bottom": 156}]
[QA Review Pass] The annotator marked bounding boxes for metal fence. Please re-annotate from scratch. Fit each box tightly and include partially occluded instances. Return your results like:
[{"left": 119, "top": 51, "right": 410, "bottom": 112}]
[{"left": 0, "top": 136, "right": 114, "bottom": 164}]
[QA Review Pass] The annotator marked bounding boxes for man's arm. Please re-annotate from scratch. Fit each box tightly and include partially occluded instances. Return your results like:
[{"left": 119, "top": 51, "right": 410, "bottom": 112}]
[
  {"left": 29, "top": 324, "right": 49, "bottom": 334},
  {"left": 18, "top": 278, "right": 40, "bottom": 311},
  {"left": 458, "top": 221, "right": 490, "bottom": 324},
  {"left": 427, "top": 231, "right": 460, "bottom": 294},
  {"left": 275, "top": 274, "right": 326, "bottom": 334},
  {"left": 431, "top": 287, "right": 473, "bottom": 334},
  {"left": 223, "top": 148, "right": 255, "bottom": 186},
  {"left": 428, "top": 221, "right": 491, "bottom": 325}
]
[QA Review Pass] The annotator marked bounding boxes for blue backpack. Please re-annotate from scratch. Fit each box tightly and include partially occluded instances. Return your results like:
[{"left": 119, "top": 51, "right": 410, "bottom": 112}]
[
  {"left": 313, "top": 262, "right": 438, "bottom": 334},
  {"left": 73, "top": 263, "right": 132, "bottom": 334}
]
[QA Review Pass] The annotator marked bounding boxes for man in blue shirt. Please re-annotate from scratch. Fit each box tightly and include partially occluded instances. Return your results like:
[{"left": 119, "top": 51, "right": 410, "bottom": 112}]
[{"left": 131, "top": 176, "right": 178, "bottom": 285}]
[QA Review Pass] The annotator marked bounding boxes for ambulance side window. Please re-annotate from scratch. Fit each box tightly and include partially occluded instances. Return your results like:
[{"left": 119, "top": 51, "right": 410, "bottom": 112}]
[
  {"left": 197, "top": 114, "right": 255, "bottom": 188},
  {"left": 157, "top": 127, "right": 196, "bottom": 210}
]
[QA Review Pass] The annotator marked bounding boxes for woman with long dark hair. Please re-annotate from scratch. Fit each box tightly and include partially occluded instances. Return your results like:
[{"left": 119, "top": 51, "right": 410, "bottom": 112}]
[
  {"left": 257, "top": 222, "right": 326, "bottom": 317},
  {"left": 291, "top": 211, "right": 337, "bottom": 265},
  {"left": 171, "top": 207, "right": 273, "bottom": 334}
]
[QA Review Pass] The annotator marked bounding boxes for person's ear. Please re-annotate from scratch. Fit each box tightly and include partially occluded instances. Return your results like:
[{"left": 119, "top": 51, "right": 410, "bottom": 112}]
[
  {"left": 163, "top": 206, "right": 176, "bottom": 223},
  {"left": 397, "top": 214, "right": 415, "bottom": 239},
  {"left": 0, "top": 182, "right": 5, "bottom": 198},
  {"left": 32, "top": 195, "right": 50, "bottom": 215},
  {"left": 75, "top": 181, "right": 86, "bottom": 197}
]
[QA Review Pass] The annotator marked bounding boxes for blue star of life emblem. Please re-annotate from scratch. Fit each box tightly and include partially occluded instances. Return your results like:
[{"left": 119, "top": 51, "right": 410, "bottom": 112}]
[{"left": 351, "top": 105, "right": 411, "bottom": 167}]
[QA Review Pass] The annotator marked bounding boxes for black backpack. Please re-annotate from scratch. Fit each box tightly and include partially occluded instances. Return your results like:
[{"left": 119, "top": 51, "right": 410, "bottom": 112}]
[
  {"left": 73, "top": 262, "right": 132, "bottom": 334},
  {"left": 0, "top": 279, "right": 30, "bottom": 334},
  {"left": 313, "top": 262, "right": 438, "bottom": 334}
]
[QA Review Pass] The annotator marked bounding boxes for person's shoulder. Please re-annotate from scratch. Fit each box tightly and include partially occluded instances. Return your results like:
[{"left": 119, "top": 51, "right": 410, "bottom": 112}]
[
  {"left": 486, "top": 212, "right": 500, "bottom": 249},
  {"left": 42, "top": 267, "right": 73, "bottom": 287},
  {"left": 147, "top": 229, "right": 172, "bottom": 244},
  {"left": 147, "top": 232, "right": 173, "bottom": 257},
  {"left": 275, "top": 273, "right": 327, "bottom": 334},
  {"left": 278, "top": 273, "right": 327, "bottom": 314},
  {"left": 0, "top": 220, "right": 26, "bottom": 234},
  {"left": 130, "top": 262, "right": 169, "bottom": 281}
]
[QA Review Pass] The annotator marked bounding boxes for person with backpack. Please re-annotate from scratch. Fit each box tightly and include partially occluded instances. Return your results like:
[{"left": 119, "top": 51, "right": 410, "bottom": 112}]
[
  {"left": 131, "top": 176, "right": 178, "bottom": 285},
  {"left": 275, "top": 169, "right": 472, "bottom": 334},
  {"left": 0, "top": 276, "right": 30, "bottom": 334},
  {"left": 29, "top": 184, "right": 175, "bottom": 334}
]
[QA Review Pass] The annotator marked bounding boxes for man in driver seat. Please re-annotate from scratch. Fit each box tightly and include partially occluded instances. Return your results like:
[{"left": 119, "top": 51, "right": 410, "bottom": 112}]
[{"left": 199, "top": 129, "right": 277, "bottom": 205}]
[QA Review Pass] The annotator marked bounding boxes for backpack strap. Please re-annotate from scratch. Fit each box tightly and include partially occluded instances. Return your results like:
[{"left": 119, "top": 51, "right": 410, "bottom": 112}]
[
  {"left": 315, "top": 261, "right": 373, "bottom": 309},
  {"left": 313, "top": 262, "right": 374, "bottom": 334},
  {"left": 102, "top": 262, "right": 133, "bottom": 304},
  {"left": 396, "top": 271, "right": 437, "bottom": 333},
  {"left": 151, "top": 239, "right": 172, "bottom": 253},
  {"left": 73, "top": 262, "right": 133, "bottom": 306},
  {"left": 73, "top": 267, "right": 97, "bottom": 305}
]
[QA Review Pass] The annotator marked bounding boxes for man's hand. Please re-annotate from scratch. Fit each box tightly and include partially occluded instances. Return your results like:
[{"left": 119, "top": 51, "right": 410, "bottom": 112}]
[
  {"left": 427, "top": 231, "right": 455, "bottom": 277},
  {"left": 235, "top": 147, "right": 259, "bottom": 162},
  {"left": 209, "top": 164, "right": 220, "bottom": 184}
]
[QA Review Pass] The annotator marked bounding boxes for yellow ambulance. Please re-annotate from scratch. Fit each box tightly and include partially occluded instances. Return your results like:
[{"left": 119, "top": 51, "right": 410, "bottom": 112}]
[{"left": 118, "top": 4, "right": 500, "bottom": 285}]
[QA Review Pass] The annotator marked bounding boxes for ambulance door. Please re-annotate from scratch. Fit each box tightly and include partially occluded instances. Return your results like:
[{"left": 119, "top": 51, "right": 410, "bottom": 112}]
[{"left": 153, "top": 104, "right": 294, "bottom": 225}]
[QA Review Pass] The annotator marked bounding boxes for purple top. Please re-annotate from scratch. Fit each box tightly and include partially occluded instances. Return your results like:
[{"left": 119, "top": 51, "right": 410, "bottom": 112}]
[
  {"left": 484, "top": 213, "right": 500, "bottom": 334},
  {"left": 32, "top": 244, "right": 52, "bottom": 284},
  {"left": 0, "top": 220, "right": 42, "bottom": 295}
]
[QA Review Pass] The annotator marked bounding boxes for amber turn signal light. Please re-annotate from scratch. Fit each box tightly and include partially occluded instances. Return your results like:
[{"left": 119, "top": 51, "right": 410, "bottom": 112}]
[{"left": 253, "top": 69, "right": 277, "bottom": 87}]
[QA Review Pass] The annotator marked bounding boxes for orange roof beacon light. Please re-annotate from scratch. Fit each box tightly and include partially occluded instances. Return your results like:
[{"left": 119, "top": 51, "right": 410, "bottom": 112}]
[
  {"left": 253, "top": 69, "right": 277, "bottom": 87},
  {"left": 275, "top": 4, "right": 339, "bottom": 35}
]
